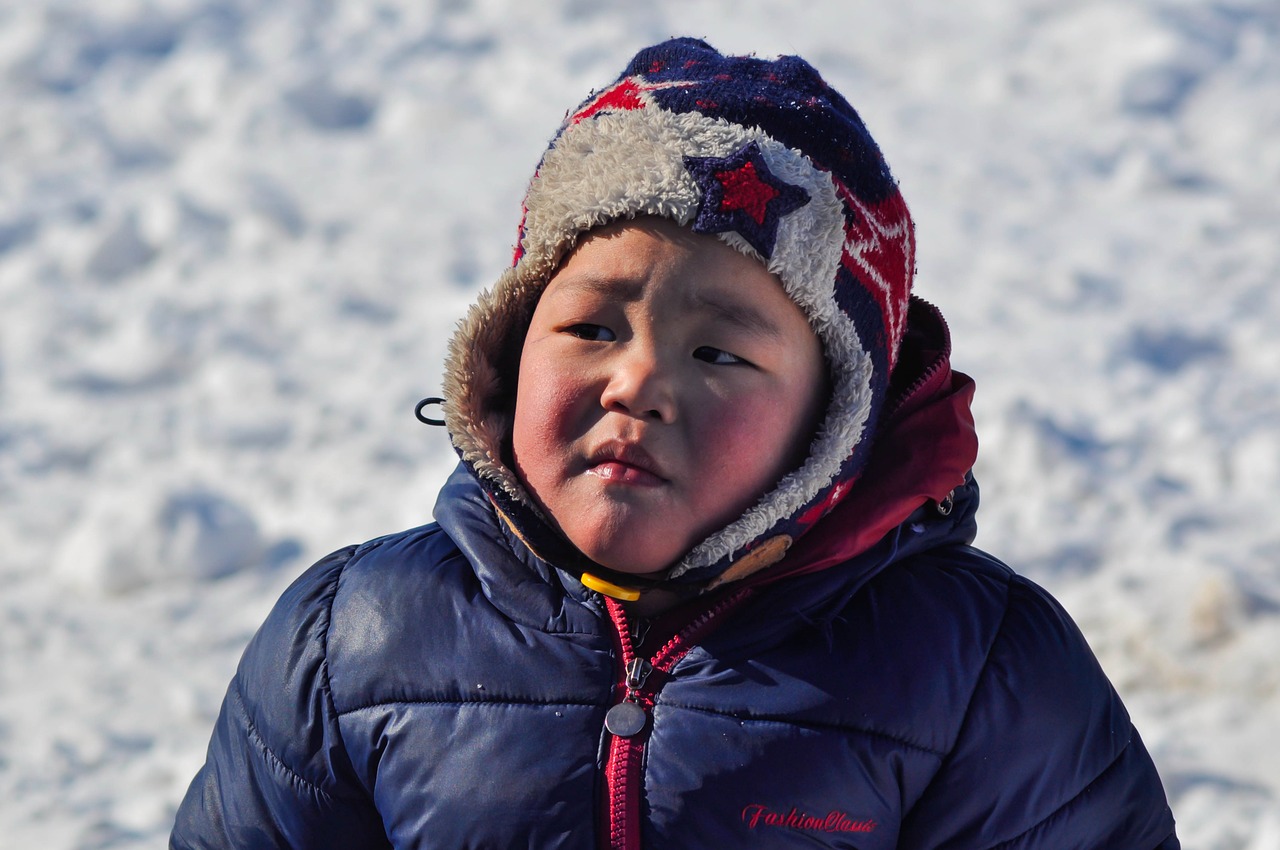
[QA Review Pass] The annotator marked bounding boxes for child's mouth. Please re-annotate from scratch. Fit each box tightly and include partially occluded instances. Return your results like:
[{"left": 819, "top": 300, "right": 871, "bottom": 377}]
[
  {"left": 588, "top": 460, "right": 665, "bottom": 486},
  {"left": 585, "top": 442, "right": 666, "bottom": 486}
]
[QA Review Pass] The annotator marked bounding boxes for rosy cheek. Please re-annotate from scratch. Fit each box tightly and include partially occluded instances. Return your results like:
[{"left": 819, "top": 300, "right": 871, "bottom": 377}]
[
  {"left": 691, "top": 403, "right": 758, "bottom": 463},
  {"left": 708, "top": 401, "right": 806, "bottom": 476},
  {"left": 516, "top": 364, "right": 590, "bottom": 456}
]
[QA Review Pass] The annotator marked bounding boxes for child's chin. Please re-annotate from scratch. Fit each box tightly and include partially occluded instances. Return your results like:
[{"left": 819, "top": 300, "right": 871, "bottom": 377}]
[
  {"left": 562, "top": 510, "right": 689, "bottom": 578},
  {"left": 579, "top": 539, "right": 678, "bottom": 578}
]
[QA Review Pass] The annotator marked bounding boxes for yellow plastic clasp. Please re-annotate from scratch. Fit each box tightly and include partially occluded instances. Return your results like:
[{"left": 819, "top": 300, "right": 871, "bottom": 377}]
[{"left": 581, "top": 572, "right": 643, "bottom": 601}]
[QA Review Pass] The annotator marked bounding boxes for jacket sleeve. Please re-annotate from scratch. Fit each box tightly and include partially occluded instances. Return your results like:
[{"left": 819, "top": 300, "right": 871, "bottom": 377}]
[
  {"left": 170, "top": 548, "right": 390, "bottom": 850},
  {"left": 899, "top": 574, "right": 1179, "bottom": 850}
]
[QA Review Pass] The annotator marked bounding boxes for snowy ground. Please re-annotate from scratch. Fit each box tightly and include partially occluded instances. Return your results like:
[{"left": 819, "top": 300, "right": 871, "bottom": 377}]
[{"left": 2, "top": 0, "right": 1278, "bottom": 847}]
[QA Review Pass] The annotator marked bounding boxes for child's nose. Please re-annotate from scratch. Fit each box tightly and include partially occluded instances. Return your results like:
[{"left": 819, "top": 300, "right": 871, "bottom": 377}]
[{"left": 600, "top": 346, "right": 677, "bottom": 423}]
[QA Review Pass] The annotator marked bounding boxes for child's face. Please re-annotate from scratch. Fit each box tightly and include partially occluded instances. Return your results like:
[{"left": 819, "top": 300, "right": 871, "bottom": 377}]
[{"left": 511, "top": 217, "right": 826, "bottom": 576}]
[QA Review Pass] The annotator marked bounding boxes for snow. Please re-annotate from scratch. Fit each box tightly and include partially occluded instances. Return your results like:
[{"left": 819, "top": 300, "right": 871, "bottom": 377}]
[{"left": 2, "top": 0, "right": 1277, "bottom": 846}]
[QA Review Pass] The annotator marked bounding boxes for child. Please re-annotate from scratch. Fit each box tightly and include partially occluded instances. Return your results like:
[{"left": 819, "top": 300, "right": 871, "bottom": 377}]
[{"left": 172, "top": 38, "right": 1179, "bottom": 849}]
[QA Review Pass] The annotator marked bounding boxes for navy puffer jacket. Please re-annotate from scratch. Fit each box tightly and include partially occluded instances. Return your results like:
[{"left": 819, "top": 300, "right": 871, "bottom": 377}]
[{"left": 172, "top": 457, "right": 1178, "bottom": 848}]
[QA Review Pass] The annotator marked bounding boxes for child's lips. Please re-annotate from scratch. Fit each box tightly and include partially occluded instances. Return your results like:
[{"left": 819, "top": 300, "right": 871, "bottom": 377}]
[
  {"left": 585, "top": 442, "right": 667, "bottom": 486},
  {"left": 588, "top": 461, "right": 664, "bottom": 486}
]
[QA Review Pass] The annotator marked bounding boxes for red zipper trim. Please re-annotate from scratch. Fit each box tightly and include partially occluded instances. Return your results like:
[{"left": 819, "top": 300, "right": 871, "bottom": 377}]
[
  {"left": 880, "top": 296, "right": 952, "bottom": 425},
  {"left": 601, "top": 588, "right": 755, "bottom": 850}
]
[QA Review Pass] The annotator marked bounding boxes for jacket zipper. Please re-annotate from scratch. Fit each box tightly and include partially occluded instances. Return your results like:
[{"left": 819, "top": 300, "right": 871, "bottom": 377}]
[
  {"left": 600, "top": 589, "right": 755, "bottom": 850},
  {"left": 880, "top": 296, "right": 952, "bottom": 425}
]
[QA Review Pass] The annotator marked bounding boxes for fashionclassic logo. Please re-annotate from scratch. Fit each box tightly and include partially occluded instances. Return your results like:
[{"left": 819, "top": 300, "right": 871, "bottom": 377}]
[{"left": 741, "top": 804, "right": 877, "bottom": 835}]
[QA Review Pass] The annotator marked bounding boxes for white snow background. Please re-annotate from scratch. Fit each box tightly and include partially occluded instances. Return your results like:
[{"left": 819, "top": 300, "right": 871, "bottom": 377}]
[{"left": 2, "top": 0, "right": 1278, "bottom": 847}]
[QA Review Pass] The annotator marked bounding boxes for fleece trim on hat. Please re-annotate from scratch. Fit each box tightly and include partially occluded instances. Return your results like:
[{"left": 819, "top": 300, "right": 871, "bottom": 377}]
[{"left": 443, "top": 38, "right": 914, "bottom": 587}]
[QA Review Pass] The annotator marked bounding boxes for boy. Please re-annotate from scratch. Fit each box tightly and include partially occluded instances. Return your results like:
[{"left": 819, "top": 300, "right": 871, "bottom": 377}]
[{"left": 173, "top": 38, "right": 1179, "bottom": 849}]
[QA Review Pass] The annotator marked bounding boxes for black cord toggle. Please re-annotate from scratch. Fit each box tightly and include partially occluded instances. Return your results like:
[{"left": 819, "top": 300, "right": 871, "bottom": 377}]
[{"left": 415, "top": 397, "right": 447, "bottom": 426}]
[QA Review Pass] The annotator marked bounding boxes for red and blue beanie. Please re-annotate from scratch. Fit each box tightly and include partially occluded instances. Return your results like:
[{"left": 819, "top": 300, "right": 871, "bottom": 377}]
[{"left": 445, "top": 37, "right": 915, "bottom": 589}]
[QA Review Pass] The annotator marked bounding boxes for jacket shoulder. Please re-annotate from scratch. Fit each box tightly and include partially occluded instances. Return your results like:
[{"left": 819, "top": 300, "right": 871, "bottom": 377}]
[
  {"left": 222, "top": 526, "right": 447, "bottom": 775},
  {"left": 891, "top": 546, "right": 1178, "bottom": 848},
  {"left": 171, "top": 533, "right": 447, "bottom": 849}
]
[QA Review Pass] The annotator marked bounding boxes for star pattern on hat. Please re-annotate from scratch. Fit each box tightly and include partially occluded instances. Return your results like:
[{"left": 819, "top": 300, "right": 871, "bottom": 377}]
[
  {"left": 572, "top": 79, "right": 647, "bottom": 123},
  {"left": 835, "top": 181, "right": 914, "bottom": 365},
  {"left": 571, "top": 77, "right": 696, "bottom": 124},
  {"left": 684, "top": 142, "right": 810, "bottom": 259}
]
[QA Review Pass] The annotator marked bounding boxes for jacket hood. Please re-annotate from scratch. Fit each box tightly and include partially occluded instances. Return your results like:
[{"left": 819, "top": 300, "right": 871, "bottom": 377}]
[{"left": 437, "top": 296, "right": 977, "bottom": 596}]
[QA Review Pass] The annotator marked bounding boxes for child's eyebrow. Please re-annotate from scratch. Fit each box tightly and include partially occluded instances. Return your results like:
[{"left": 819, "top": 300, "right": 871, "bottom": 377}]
[
  {"left": 550, "top": 275, "right": 786, "bottom": 341},
  {"left": 552, "top": 274, "right": 644, "bottom": 302},
  {"left": 688, "top": 292, "right": 787, "bottom": 341}
]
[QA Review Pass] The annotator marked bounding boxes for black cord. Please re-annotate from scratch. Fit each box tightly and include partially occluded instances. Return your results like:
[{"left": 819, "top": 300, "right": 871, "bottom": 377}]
[{"left": 415, "top": 397, "right": 446, "bottom": 426}]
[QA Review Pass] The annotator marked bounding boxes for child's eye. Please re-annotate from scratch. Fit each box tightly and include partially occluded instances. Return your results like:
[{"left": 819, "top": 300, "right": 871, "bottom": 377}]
[
  {"left": 565, "top": 323, "right": 615, "bottom": 341},
  {"left": 693, "top": 346, "right": 748, "bottom": 366}
]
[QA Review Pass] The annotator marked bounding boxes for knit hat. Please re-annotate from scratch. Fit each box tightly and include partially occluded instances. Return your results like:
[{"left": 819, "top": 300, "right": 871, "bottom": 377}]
[{"left": 444, "top": 37, "right": 914, "bottom": 590}]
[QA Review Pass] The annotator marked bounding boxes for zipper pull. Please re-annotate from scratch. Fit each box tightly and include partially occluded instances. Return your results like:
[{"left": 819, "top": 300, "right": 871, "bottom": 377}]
[
  {"left": 631, "top": 617, "right": 651, "bottom": 649},
  {"left": 606, "top": 658, "right": 654, "bottom": 738},
  {"left": 625, "top": 658, "right": 652, "bottom": 691}
]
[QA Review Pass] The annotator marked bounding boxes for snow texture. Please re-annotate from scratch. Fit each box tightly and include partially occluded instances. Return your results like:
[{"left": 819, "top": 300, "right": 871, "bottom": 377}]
[{"left": 1, "top": 0, "right": 1278, "bottom": 847}]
